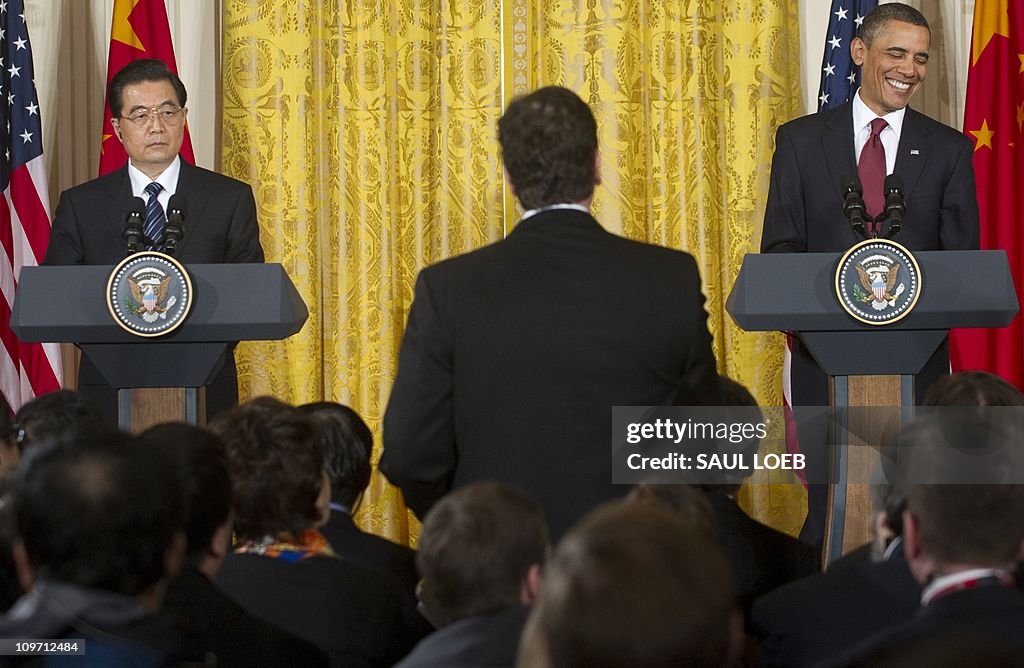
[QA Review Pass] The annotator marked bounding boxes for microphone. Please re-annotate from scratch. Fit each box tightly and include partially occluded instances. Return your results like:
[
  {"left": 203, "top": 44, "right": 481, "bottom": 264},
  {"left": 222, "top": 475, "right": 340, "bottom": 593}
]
[
  {"left": 164, "top": 194, "right": 186, "bottom": 255},
  {"left": 842, "top": 177, "right": 869, "bottom": 239},
  {"left": 122, "top": 197, "right": 146, "bottom": 256},
  {"left": 883, "top": 174, "right": 906, "bottom": 239}
]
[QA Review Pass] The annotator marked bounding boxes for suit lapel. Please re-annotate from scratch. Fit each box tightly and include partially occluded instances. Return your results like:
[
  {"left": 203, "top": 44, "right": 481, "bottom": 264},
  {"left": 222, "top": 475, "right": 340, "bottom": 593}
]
[
  {"left": 894, "top": 107, "right": 930, "bottom": 201},
  {"left": 173, "top": 160, "right": 208, "bottom": 256},
  {"left": 822, "top": 103, "right": 858, "bottom": 204}
]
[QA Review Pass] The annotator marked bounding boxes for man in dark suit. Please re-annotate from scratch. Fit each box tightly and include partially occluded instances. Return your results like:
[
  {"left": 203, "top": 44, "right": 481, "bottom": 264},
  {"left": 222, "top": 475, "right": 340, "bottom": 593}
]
[
  {"left": 759, "top": 3, "right": 979, "bottom": 548},
  {"left": 397, "top": 482, "right": 548, "bottom": 668},
  {"left": 824, "top": 413, "right": 1024, "bottom": 666},
  {"left": 380, "top": 86, "right": 719, "bottom": 538},
  {"left": 44, "top": 59, "right": 264, "bottom": 421}
]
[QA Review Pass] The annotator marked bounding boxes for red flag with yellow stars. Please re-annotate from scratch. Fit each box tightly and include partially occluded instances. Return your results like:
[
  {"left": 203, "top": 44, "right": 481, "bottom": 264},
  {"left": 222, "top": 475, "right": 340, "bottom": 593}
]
[
  {"left": 98, "top": 0, "right": 195, "bottom": 175},
  {"left": 951, "top": 0, "right": 1024, "bottom": 388}
]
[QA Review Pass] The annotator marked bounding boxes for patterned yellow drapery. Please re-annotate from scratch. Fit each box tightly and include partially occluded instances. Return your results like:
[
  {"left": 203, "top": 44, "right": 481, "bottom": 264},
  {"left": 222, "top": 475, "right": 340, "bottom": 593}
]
[{"left": 222, "top": 0, "right": 805, "bottom": 544}]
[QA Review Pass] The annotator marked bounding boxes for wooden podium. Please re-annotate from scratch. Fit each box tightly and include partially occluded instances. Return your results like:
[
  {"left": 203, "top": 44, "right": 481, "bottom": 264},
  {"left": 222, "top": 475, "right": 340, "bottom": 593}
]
[
  {"left": 727, "top": 249, "right": 1018, "bottom": 563},
  {"left": 11, "top": 263, "right": 308, "bottom": 432}
]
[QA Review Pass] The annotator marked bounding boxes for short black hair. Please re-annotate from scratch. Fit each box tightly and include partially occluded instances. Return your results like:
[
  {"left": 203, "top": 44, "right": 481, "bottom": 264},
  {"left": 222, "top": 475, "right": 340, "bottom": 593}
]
[
  {"left": 417, "top": 481, "right": 548, "bottom": 627},
  {"left": 299, "top": 402, "right": 372, "bottom": 508},
  {"left": 13, "top": 389, "right": 106, "bottom": 453},
  {"left": 139, "top": 423, "right": 232, "bottom": 561},
  {"left": 924, "top": 371, "right": 1024, "bottom": 407},
  {"left": 498, "top": 86, "right": 598, "bottom": 210},
  {"left": 210, "top": 397, "right": 322, "bottom": 541},
  {"left": 108, "top": 58, "right": 187, "bottom": 118},
  {"left": 13, "top": 426, "right": 184, "bottom": 595},
  {"left": 859, "top": 3, "right": 930, "bottom": 46}
]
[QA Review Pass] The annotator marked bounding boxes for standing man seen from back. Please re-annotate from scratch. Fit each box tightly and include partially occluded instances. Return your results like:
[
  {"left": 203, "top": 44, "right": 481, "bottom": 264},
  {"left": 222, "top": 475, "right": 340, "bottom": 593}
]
[
  {"left": 44, "top": 59, "right": 265, "bottom": 422},
  {"left": 759, "top": 3, "right": 979, "bottom": 549},
  {"left": 381, "top": 86, "right": 719, "bottom": 538}
]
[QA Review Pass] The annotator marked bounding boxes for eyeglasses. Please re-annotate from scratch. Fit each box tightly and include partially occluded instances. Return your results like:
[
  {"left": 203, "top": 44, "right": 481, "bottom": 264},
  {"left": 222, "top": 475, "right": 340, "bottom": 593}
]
[{"left": 119, "top": 105, "right": 186, "bottom": 127}]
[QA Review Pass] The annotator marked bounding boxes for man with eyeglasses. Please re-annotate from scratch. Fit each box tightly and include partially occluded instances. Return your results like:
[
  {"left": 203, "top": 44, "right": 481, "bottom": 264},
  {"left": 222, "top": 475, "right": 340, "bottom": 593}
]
[{"left": 44, "top": 59, "right": 264, "bottom": 422}]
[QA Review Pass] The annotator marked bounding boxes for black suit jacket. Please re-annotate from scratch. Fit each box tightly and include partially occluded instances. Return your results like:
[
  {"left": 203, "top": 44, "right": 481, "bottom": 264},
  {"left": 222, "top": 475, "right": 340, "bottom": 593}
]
[
  {"left": 162, "top": 565, "right": 327, "bottom": 667},
  {"left": 706, "top": 490, "right": 818, "bottom": 616},
  {"left": 43, "top": 160, "right": 264, "bottom": 421},
  {"left": 825, "top": 585, "right": 1024, "bottom": 667},
  {"left": 216, "top": 552, "right": 417, "bottom": 667},
  {"left": 761, "top": 102, "right": 979, "bottom": 253},
  {"left": 380, "top": 209, "right": 719, "bottom": 538},
  {"left": 750, "top": 549, "right": 921, "bottom": 667},
  {"left": 44, "top": 160, "right": 264, "bottom": 266},
  {"left": 322, "top": 510, "right": 419, "bottom": 603}
]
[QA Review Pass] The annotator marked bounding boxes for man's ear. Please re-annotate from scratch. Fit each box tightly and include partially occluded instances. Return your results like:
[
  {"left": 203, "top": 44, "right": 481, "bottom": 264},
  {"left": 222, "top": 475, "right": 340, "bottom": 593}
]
[
  {"left": 13, "top": 540, "right": 35, "bottom": 593},
  {"left": 520, "top": 563, "right": 542, "bottom": 605},
  {"left": 163, "top": 531, "right": 187, "bottom": 581},
  {"left": 503, "top": 166, "right": 518, "bottom": 198},
  {"left": 593, "top": 151, "right": 602, "bottom": 187},
  {"left": 850, "top": 37, "right": 866, "bottom": 66},
  {"left": 111, "top": 120, "right": 123, "bottom": 143}
]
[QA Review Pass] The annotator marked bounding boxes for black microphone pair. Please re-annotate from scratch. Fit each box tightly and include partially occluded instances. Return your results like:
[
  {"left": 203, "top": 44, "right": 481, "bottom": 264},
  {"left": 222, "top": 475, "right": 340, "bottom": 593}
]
[
  {"left": 121, "top": 194, "right": 187, "bottom": 256},
  {"left": 841, "top": 175, "right": 905, "bottom": 240}
]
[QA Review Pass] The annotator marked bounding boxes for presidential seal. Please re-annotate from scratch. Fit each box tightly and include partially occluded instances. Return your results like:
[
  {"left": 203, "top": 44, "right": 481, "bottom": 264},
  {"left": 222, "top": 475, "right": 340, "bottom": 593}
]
[
  {"left": 106, "top": 251, "right": 193, "bottom": 337},
  {"left": 834, "top": 238, "right": 921, "bottom": 326}
]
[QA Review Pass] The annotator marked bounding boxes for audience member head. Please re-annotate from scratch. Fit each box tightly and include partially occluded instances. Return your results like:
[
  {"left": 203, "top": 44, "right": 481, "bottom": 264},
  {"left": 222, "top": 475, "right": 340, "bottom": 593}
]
[
  {"left": 299, "top": 401, "right": 372, "bottom": 510},
  {"left": 627, "top": 484, "right": 715, "bottom": 538},
  {"left": 209, "top": 397, "right": 328, "bottom": 542},
  {"left": 699, "top": 375, "right": 763, "bottom": 495},
  {"left": 139, "top": 423, "right": 233, "bottom": 577},
  {"left": 498, "top": 86, "right": 599, "bottom": 210},
  {"left": 923, "top": 371, "right": 1024, "bottom": 407},
  {"left": 896, "top": 413, "right": 1024, "bottom": 582},
  {"left": 417, "top": 481, "right": 548, "bottom": 628},
  {"left": 868, "top": 466, "right": 906, "bottom": 561},
  {"left": 0, "top": 394, "right": 16, "bottom": 479},
  {"left": 519, "top": 501, "right": 737, "bottom": 668},
  {"left": 13, "top": 389, "right": 105, "bottom": 453},
  {"left": 12, "top": 426, "right": 185, "bottom": 610}
]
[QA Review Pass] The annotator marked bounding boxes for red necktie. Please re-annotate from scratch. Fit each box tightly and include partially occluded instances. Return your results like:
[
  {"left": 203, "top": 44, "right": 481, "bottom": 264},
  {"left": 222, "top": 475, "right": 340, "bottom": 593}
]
[{"left": 858, "top": 117, "right": 888, "bottom": 233}]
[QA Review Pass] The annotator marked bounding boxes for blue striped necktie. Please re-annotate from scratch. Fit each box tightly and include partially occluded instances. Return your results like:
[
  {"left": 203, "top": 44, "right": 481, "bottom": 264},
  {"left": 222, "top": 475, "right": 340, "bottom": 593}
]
[{"left": 143, "top": 181, "right": 166, "bottom": 248}]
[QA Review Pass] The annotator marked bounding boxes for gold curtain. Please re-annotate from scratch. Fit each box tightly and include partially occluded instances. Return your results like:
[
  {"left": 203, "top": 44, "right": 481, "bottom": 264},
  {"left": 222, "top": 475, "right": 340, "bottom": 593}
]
[{"left": 222, "top": 0, "right": 805, "bottom": 543}]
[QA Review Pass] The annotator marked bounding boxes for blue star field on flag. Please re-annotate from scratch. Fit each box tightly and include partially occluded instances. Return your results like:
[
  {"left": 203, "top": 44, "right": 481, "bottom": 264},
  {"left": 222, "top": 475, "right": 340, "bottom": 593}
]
[
  {"left": 0, "top": 0, "right": 44, "bottom": 192},
  {"left": 817, "top": 0, "right": 878, "bottom": 111}
]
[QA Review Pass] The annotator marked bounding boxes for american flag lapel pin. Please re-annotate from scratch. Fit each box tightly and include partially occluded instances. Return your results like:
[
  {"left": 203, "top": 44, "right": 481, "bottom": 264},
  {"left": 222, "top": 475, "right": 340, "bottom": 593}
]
[{"left": 910, "top": 149, "right": 920, "bottom": 155}]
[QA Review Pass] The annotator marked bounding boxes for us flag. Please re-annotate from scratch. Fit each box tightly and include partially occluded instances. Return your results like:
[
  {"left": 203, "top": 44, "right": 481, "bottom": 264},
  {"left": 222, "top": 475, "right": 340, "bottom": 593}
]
[
  {"left": 0, "top": 0, "right": 61, "bottom": 409},
  {"left": 817, "top": 0, "right": 878, "bottom": 110}
]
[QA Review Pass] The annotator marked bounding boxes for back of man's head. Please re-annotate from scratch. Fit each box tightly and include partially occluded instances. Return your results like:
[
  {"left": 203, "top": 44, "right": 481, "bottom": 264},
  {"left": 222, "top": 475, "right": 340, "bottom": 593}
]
[
  {"left": 417, "top": 481, "right": 548, "bottom": 628},
  {"left": 923, "top": 371, "right": 1024, "bottom": 407},
  {"left": 299, "top": 401, "right": 372, "bottom": 509},
  {"left": 139, "top": 423, "right": 232, "bottom": 568},
  {"left": 13, "top": 427, "right": 184, "bottom": 596},
  {"left": 13, "top": 389, "right": 106, "bottom": 453},
  {"left": 498, "top": 86, "right": 598, "bottom": 210},
  {"left": 520, "top": 501, "right": 736, "bottom": 668}
]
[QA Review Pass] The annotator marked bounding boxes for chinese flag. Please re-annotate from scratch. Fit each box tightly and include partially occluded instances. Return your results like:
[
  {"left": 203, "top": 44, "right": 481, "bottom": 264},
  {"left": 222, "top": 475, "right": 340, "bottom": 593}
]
[
  {"left": 951, "top": 0, "right": 1024, "bottom": 388},
  {"left": 99, "top": 0, "right": 195, "bottom": 175}
]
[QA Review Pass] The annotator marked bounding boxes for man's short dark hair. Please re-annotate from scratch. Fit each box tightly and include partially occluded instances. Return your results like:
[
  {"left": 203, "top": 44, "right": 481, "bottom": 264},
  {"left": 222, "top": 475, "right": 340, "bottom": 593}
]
[
  {"left": 13, "top": 389, "right": 106, "bottom": 453},
  {"left": 859, "top": 3, "right": 930, "bottom": 45},
  {"left": 140, "top": 423, "right": 232, "bottom": 561},
  {"left": 13, "top": 427, "right": 184, "bottom": 595},
  {"left": 299, "top": 402, "right": 372, "bottom": 508},
  {"left": 923, "top": 371, "right": 1024, "bottom": 407},
  {"left": 498, "top": 86, "right": 598, "bottom": 210},
  {"left": 108, "top": 58, "right": 188, "bottom": 118},
  {"left": 522, "top": 502, "right": 734, "bottom": 668},
  {"left": 417, "top": 481, "right": 548, "bottom": 628},
  {"left": 209, "top": 397, "right": 322, "bottom": 542}
]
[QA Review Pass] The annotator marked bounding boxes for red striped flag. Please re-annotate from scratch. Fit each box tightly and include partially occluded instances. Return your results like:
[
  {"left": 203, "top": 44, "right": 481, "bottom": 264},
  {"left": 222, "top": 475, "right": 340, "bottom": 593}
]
[
  {"left": 1, "top": 0, "right": 62, "bottom": 409},
  {"left": 99, "top": 0, "right": 194, "bottom": 175}
]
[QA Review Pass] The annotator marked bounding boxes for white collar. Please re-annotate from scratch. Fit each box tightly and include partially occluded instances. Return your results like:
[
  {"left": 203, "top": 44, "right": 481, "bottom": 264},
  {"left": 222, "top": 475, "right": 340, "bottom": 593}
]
[
  {"left": 127, "top": 156, "right": 181, "bottom": 197},
  {"left": 852, "top": 88, "right": 907, "bottom": 139},
  {"left": 519, "top": 203, "right": 590, "bottom": 223},
  {"left": 920, "top": 567, "right": 1008, "bottom": 605}
]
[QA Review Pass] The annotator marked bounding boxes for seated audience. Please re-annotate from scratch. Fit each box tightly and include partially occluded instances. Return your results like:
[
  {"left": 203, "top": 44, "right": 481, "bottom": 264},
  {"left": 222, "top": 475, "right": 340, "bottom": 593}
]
[
  {"left": 141, "top": 422, "right": 327, "bottom": 666},
  {"left": 518, "top": 501, "right": 739, "bottom": 668},
  {"left": 211, "top": 396, "right": 417, "bottom": 667},
  {"left": 0, "top": 427, "right": 187, "bottom": 664},
  {"left": 12, "top": 389, "right": 106, "bottom": 452},
  {"left": 828, "top": 412, "right": 1024, "bottom": 666},
  {"left": 398, "top": 481, "right": 548, "bottom": 668},
  {"left": 299, "top": 401, "right": 419, "bottom": 602}
]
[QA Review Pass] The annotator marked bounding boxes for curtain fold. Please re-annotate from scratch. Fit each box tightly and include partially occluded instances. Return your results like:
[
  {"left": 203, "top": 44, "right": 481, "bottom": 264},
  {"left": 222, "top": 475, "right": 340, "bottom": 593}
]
[{"left": 222, "top": 0, "right": 805, "bottom": 542}]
